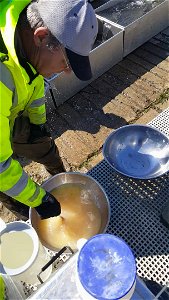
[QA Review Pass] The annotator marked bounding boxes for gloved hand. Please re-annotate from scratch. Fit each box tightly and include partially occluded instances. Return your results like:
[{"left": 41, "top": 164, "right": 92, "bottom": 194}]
[
  {"left": 35, "top": 192, "right": 61, "bottom": 219},
  {"left": 29, "top": 123, "right": 51, "bottom": 142}
]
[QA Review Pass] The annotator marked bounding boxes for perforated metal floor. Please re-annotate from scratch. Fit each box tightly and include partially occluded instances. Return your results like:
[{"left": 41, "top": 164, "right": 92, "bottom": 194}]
[{"left": 88, "top": 108, "right": 169, "bottom": 286}]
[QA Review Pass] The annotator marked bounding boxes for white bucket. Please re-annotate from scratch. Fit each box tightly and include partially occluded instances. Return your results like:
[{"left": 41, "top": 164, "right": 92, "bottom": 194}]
[
  {"left": 76, "top": 275, "right": 136, "bottom": 300},
  {"left": 0, "top": 221, "right": 52, "bottom": 285}
]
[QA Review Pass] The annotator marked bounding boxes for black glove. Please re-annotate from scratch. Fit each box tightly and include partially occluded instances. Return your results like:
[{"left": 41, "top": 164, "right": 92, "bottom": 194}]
[
  {"left": 29, "top": 123, "right": 51, "bottom": 142},
  {"left": 35, "top": 192, "right": 61, "bottom": 219}
]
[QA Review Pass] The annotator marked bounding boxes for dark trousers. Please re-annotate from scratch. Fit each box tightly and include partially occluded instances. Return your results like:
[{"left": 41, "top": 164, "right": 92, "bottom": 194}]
[{"left": 0, "top": 117, "right": 65, "bottom": 220}]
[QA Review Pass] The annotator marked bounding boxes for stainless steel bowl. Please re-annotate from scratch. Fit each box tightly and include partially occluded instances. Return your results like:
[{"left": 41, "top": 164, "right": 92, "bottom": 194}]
[
  {"left": 30, "top": 172, "right": 110, "bottom": 251},
  {"left": 103, "top": 125, "right": 169, "bottom": 179}
]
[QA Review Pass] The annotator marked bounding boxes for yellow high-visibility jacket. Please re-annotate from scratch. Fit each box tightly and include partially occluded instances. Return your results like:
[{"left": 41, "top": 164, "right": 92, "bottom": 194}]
[
  {"left": 0, "top": 275, "right": 5, "bottom": 300},
  {"left": 0, "top": 0, "right": 46, "bottom": 206}
]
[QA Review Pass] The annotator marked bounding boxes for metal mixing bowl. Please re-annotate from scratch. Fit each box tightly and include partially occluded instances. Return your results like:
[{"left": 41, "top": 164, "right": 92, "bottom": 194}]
[
  {"left": 103, "top": 124, "right": 169, "bottom": 179},
  {"left": 30, "top": 172, "right": 110, "bottom": 251}
]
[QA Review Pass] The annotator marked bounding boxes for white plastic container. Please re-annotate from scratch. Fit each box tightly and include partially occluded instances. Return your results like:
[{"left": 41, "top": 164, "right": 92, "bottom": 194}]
[
  {"left": 27, "top": 249, "right": 155, "bottom": 299},
  {"left": 0, "top": 221, "right": 52, "bottom": 285},
  {"left": 76, "top": 234, "right": 136, "bottom": 300}
]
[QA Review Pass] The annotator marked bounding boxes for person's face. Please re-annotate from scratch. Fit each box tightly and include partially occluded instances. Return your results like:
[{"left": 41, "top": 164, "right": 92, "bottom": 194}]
[{"left": 33, "top": 27, "right": 72, "bottom": 78}]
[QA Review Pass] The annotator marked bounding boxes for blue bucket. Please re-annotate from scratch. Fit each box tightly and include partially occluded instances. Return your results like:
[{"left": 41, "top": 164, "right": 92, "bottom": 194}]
[{"left": 77, "top": 234, "right": 136, "bottom": 300}]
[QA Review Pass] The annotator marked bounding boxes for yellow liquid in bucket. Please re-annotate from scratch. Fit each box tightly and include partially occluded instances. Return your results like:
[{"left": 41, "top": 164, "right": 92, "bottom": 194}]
[
  {"left": 0, "top": 231, "right": 34, "bottom": 269},
  {"left": 37, "top": 183, "right": 101, "bottom": 249}
]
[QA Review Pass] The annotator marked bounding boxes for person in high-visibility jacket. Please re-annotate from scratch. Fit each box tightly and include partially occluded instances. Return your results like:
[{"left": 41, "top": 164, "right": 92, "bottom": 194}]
[{"left": 0, "top": 0, "right": 98, "bottom": 219}]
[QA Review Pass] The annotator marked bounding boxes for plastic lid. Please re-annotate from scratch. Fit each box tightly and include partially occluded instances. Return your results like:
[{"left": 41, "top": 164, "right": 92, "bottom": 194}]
[
  {"left": 77, "top": 234, "right": 136, "bottom": 300},
  {"left": 0, "top": 221, "right": 39, "bottom": 276}
]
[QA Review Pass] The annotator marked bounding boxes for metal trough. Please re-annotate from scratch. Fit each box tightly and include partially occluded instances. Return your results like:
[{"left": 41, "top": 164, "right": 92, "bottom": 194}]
[
  {"left": 46, "top": 16, "right": 123, "bottom": 107},
  {"left": 95, "top": 0, "right": 169, "bottom": 56}
]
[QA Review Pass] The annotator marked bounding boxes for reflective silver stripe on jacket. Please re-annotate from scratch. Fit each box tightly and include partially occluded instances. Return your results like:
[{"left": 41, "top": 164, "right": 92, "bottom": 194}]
[
  {"left": 0, "top": 157, "right": 12, "bottom": 173},
  {"left": 5, "top": 171, "right": 28, "bottom": 197},
  {"left": 29, "top": 98, "right": 45, "bottom": 108},
  {"left": 0, "top": 62, "right": 18, "bottom": 106},
  {"left": 28, "top": 185, "right": 40, "bottom": 202},
  {"left": 0, "top": 62, "right": 14, "bottom": 91}
]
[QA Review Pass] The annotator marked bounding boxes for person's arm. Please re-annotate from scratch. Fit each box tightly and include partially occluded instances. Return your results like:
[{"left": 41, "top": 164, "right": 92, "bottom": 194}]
[
  {"left": 0, "top": 112, "right": 61, "bottom": 217},
  {"left": 27, "top": 77, "right": 46, "bottom": 125},
  {"left": 0, "top": 71, "right": 60, "bottom": 218},
  {"left": 0, "top": 64, "right": 44, "bottom": 207},
  {"left": 0, "top": 112, "right": 45, "bottom": 207}
]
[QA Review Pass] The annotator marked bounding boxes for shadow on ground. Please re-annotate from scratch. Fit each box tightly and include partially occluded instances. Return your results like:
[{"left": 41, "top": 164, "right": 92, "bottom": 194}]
[{"left": 45, "top": 35, "right": 169, "bottom": 140}]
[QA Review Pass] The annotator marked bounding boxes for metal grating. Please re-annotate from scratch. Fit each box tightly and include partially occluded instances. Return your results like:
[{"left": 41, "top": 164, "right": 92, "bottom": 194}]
[
  {"left": 150, "top": 108, "right": 169, "bottom": 137},
  {"left": 88, "top": 108, "right": 169, "bottom": 286}
]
